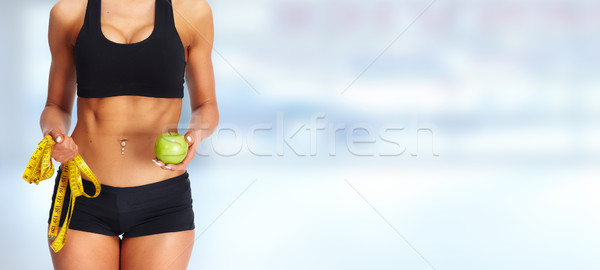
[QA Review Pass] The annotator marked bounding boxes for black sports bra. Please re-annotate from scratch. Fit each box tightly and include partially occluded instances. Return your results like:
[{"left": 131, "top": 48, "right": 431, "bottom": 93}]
[{"left": 74, "top": 0, "right": 186, "bottom": 98}]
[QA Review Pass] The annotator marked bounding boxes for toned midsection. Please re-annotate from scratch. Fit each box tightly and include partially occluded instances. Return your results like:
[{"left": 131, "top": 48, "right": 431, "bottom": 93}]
[{"left": 70, "top": 96, "right": 186, "bottom": 187}]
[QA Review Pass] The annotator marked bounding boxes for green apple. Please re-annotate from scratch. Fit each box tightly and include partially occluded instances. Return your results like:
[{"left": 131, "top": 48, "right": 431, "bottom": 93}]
[{"left": 155, "top": 132, "right": 188, "bottom": 165}]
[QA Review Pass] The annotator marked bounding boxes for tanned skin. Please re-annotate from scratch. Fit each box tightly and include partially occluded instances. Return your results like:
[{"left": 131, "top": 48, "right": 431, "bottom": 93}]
[{"left": 42, "top": 0, "right": 217, "bottom": 269}]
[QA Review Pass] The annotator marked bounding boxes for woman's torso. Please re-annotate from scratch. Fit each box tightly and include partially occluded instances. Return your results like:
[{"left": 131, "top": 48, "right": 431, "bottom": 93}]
[{"left": 66, "top": 0, "right": 191, "bottom": 187}]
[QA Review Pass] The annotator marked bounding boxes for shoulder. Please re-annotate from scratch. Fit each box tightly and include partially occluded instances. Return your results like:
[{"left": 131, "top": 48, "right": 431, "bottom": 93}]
[
  {"left": 175, "top": 0, "right": 212, "bottom": 19},
  {"left": 50, "top": 0, "right": 86, "bottom": 24},
  {"left": 173, "top": 0, "right": 214, "bottom": 47},
  {"left": 174, "top": 0, "right": 213, "bottom": 30},
  {"left": 50, "top": 0, "right": 87, "bottom": 45}
]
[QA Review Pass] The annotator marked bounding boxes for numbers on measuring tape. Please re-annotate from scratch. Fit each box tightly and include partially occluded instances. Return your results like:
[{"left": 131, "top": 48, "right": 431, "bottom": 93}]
[{"left": 22, "top": 135, "right": 101, "bottom": 253}]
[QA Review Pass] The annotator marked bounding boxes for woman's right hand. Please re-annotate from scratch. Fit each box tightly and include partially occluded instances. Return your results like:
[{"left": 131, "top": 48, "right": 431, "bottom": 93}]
[{"left": 46, "top": 128, "right": 79, "bottom": 163}]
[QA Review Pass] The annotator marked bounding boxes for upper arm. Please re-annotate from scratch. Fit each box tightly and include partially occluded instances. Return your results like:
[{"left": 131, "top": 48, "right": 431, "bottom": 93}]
[
  {"left": 179, "top": 0, "right": 216, "bottom": 110},
  {"left": 46, "top": 0, "right": 83, "bottom": 113}
]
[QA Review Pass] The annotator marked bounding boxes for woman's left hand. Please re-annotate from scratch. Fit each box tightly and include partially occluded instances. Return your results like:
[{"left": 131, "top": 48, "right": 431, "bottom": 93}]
[{"left": 152, "top": 131, "right": 199, "bottom": 171}]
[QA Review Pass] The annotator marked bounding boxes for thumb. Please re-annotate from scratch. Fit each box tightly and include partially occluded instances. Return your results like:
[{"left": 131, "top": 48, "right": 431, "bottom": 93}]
[
  {"left": 184, "top": 131, "right": 195, "bottom": 146},
  {"left": 48, "top": 128, "right": 64, "bottom": 144}
]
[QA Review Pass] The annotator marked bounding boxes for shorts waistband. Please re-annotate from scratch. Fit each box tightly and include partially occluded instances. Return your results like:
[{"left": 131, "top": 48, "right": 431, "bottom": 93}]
[{"left": 56, "top": 168, "right": 189, "bottom": 192}]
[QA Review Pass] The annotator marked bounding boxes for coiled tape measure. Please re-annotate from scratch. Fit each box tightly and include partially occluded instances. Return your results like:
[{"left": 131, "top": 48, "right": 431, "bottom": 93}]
[{"left": 22, "top": 135, "right": 101, "bottom": 253}]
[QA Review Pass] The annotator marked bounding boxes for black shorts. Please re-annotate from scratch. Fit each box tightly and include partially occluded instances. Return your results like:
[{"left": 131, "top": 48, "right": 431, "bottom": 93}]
[{"left": 47, "top": 168, "right": 195, "bottom": 238}]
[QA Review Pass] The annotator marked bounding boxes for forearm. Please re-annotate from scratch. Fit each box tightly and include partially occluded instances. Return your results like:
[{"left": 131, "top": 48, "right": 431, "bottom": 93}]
[
  {"left": 40, "top": 104, "right": 72, "bottom": 137},
  {"left": 188, "top": 102, "right": 219, "bottom": 143}
]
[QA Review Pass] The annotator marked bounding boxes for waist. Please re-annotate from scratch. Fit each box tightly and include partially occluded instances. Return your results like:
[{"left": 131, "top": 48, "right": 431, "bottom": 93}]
[
  {"left": 71, "top": 129, "right": 160, "bottom": 156},
  {"left": 57, "top": 166, "right": 189, "bottom": 193},
  {"left": 71, "top": 113, "right": 178, "bottom": 159},
  {"left": 69, "top": 96, "right": 186, "bottom": 186},
  {"left": 70, "top": 130, "right": 185, "bottom": 187},
  {"left": 72, "top": 104, "right": 179, "bottom": 160}
]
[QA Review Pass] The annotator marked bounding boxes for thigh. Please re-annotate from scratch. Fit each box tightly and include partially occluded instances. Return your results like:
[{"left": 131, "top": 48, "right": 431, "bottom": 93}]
[
  {"left": 120, "top": 230, "right": 195, "bottom": 270},
  {"left": 48, "top": 226, "right": 121, "bottom": 270}
]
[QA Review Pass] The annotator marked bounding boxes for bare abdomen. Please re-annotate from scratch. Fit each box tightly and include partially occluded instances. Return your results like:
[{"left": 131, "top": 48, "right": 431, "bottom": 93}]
[{"left": 71, "top": 96, "right": 187, "bottom": 187}]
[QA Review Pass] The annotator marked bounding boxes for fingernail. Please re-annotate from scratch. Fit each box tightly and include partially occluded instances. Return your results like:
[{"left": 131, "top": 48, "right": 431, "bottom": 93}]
[
  {"left": 186, "top": 136, "right": 192, "bottom": 143},
  {"left": 56, "top": 136, "right": 62, "bottom": 143},
  {"left": 152, "top": 159, "right": 161, "bottom": 166},
  {"left": 165, "top": 166, "right": 172, "bottom": 170}
]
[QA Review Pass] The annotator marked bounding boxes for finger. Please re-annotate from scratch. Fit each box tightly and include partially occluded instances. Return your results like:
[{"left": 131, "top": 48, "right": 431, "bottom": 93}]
[
  {"left": 61, "top": 136, "right": 72, "bottom": 149},
  {"left": 49, "top": 129, "right": 64, "bottom": 144},
  {"left": 164, "top": 163, "right": 186, "bottom": 171},
  {"left": 152, "top": 158, "right": 165, "bottom": 168},
  {"left": 152, "top": 158, "right": 176, "bottom": 171},
  {"left": 61, "top": 139, "right": 75, "bottom": 155},
  {"left": 184, "top": 131, "right": 195, "bottom": 146}
]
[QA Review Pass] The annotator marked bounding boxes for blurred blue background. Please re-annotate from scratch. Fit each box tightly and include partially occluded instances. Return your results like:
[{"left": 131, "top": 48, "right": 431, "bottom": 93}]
[{"left": 2, "top": 0, "right": 599, "bottom": 269}]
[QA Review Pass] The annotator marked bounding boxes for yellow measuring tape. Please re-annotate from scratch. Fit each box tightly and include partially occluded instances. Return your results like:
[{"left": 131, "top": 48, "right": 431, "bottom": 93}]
[{"left": 22, "top": 135, "right": 101, "bottom": 253}]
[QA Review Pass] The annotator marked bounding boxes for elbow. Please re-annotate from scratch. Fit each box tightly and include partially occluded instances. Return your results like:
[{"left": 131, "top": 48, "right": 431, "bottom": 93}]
[{"left": 44, "top": 101, "right": 72, "bottom": 116}]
